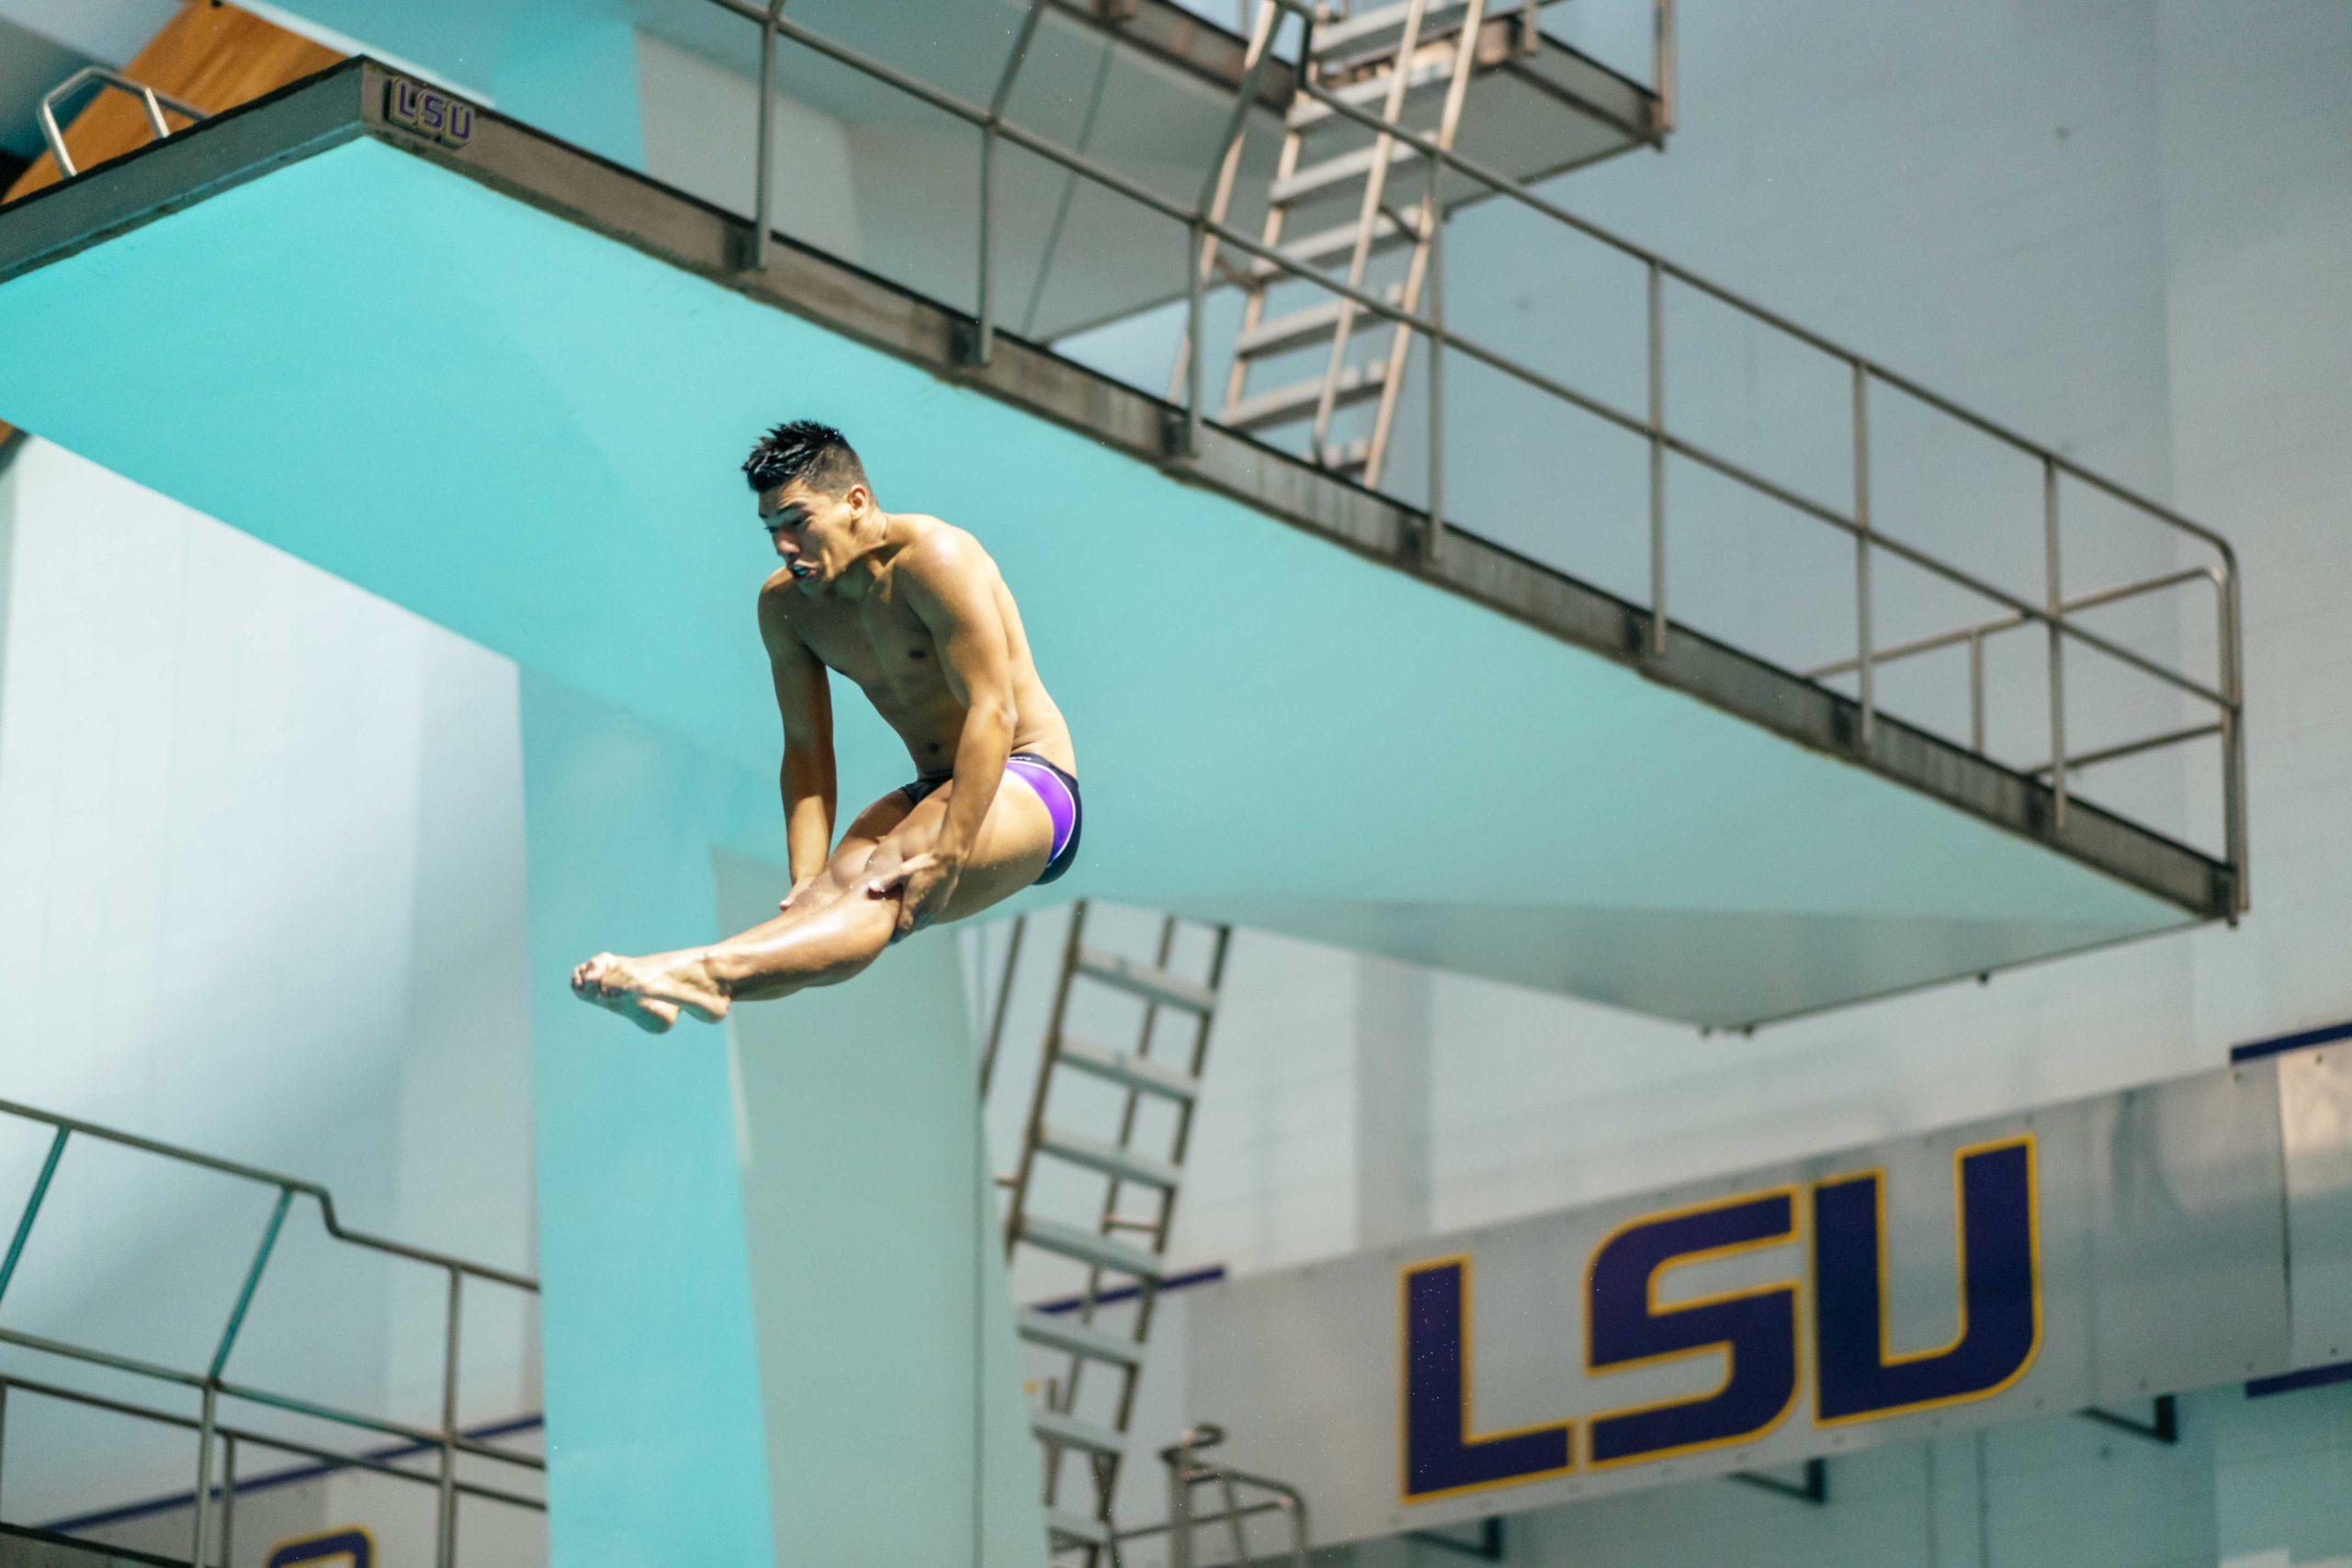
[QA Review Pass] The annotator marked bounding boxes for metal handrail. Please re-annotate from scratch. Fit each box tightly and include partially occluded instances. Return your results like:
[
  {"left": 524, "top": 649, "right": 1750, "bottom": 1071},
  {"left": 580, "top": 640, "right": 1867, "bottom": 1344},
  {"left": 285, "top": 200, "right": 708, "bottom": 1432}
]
[
  {"left": 0, "top": 1099, "right": 539, "bottom": 1568},
  {"left": 707, "top": 0, "right": 2242, "bottom": 904},
  {"left": 38, "top": 66, "right": 207, "bottom": 180},
  {"left": 1160, "top": 1423, "right": 1311, "bottom": 1567}
]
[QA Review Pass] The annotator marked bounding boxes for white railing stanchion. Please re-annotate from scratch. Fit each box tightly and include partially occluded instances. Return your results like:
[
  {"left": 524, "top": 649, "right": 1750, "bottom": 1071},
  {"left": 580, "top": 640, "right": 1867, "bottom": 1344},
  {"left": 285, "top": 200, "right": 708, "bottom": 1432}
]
[
  {"left": 1647, "top": 259, "right": 1667, "bottom": 655},
  {"left": 2045, "top": 457, "right": 2067, "bottom": 830},
  {"left": 1852, "top": 362, "right": 1874, "bottom": 748},
  {"left": 752, "top": 1, "right": 786, "bottom": 272}
]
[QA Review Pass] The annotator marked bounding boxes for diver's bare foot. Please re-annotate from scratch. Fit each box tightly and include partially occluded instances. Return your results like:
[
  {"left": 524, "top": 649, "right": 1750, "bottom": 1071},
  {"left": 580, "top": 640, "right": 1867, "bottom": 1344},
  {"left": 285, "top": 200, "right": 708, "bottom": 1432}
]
[
  {"left": 571, "top": 953, "right": 678, "bottom": 1032},
  {"left": 570, "top": 951, "right": 729, "bottom": 1032}
]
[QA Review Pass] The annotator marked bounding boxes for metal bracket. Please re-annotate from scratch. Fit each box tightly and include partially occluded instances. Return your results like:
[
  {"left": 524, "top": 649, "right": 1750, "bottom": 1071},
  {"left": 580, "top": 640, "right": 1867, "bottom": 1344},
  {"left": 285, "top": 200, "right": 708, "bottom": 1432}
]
[
  {"left": 1408, "top": 1517, "right": 1506, "bottom": 1559},
  {"left": 2077, "top": 1394, "right": 2177, "bottom": 1446},
  {"left": 1732, "top": 1458, "right": 1828, "bottom": 1506}
]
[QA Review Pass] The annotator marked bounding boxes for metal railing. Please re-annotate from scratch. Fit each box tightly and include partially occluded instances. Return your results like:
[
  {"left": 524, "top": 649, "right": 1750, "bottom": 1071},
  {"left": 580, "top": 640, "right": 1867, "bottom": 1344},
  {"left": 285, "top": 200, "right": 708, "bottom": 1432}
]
[
  {"left": 0, "top": 1097, "right": 541, "bottom": 1567},
  {"left": 38, "top": 67, "right": 207, "bottom": 181},
  {"left": 1139, "top": 1423, "right": 1309, "bottom": 1567},
  {"left": 717, "top": 0, "right": 2237, "bottom": 893}
]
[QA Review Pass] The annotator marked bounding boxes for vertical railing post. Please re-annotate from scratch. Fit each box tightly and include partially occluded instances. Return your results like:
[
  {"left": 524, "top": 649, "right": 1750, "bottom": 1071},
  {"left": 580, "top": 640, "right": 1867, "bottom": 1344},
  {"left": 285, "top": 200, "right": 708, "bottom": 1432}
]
[
  {"left": 977, "top": 0, "right": 1054, "bottom": 368},
  {"left": 1425, "top": 156, "right": 1446, "bottom": 565},
  {"left": 191, "top": 1385, "right": 218, "bottom": 1568},
  {"left": 437, "top": 1267, "right": 463, "bottom": 1568},
  {"left": 2044, "top": 457, "right": 2066, "bottom": 829},
  {"left": 1646, "top": 259, "right": 1667, "bottom": 656},
  {"left": 976, "top": 125, "right": 996, "bottom": 363},
  {"left": 1851, "top": 361, "right": 1874, "bottom": 749},
  {"left": 1968, "top": 628, "right": 1986, "bottom": 754},
  {"left": 1185, "top": 217, "right": 1206, "bottom": 457},
  {"left": 0, "top": 1126, "right": 69, "bottom": 1309},
  {"left": 220, "top": 1436, "right": 237, "bottom": 1568},
  {"left": 751, "top": 0, "right": 786, "bottom": 273},
  {"left": 1165, "top": 1440, "right": 1195, "bottom": 1568},
  {"left": 196, "top": 1186, "right": 291, "bottom": 1566},
  {"left": 0, "top": 1380, "right": 9, "bottom": 1513},
  {"left": 2220, "top": 565, "right": 2246, "bottom": 913},
  {"left": 1653, "top": 0, "right": 1677, "bottom": 138}
]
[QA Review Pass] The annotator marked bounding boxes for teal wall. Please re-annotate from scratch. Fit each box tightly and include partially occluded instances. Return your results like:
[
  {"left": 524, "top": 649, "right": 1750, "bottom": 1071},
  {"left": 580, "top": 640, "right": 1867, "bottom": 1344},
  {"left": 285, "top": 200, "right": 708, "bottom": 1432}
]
[{"left": 520, "top": 672, "right": 780, "bottom": 1566}]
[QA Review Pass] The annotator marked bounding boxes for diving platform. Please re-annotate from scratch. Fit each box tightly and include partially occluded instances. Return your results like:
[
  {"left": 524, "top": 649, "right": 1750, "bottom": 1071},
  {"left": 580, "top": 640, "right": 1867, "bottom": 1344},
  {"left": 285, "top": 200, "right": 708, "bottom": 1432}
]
[{"left": 0, "top": 58, "right": 2240, "bottom": 1030}]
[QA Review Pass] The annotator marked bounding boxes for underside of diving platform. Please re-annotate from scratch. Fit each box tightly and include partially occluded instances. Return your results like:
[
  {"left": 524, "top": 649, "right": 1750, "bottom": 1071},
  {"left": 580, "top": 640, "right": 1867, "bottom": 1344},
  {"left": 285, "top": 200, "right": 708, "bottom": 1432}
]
[{"left": 0, "top": 62, "right": 2230, "bottom": 1028}]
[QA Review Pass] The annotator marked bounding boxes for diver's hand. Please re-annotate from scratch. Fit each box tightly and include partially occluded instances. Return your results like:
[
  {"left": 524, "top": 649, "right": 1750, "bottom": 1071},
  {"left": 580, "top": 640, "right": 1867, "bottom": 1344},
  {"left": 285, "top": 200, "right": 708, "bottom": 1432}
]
[{"left": 868, "top": 852, "right": 960, "bottom": 941}]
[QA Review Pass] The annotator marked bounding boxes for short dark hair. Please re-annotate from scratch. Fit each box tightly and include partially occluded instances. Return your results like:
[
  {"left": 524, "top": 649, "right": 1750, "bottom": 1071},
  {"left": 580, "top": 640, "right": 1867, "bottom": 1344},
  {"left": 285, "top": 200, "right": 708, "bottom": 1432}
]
[{"left": 743, "top": 420, "right": 867, "bottom": 497}]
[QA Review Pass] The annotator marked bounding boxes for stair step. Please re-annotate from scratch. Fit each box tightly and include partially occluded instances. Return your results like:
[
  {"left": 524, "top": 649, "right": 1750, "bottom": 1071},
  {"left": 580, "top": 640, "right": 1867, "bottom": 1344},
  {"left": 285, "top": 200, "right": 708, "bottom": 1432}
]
[
  {"left": 1039, "top": 1126, "right": 1183, "bottom": 1190},
  {"left": 1017, "top": 1214, "right": 1168, "bottom": 1280},
  {"left": 1248, "top": 211, "right": 1422, "bottom": 282},
  {"left": 1312, "top": 0, "right": 1475, "bottom": 62},
  {"left": 1073, "top": 947, "right": 1218, "bottom": 1014},
  {"left": 1046, "top": 1506, "right": 1114, "bottom": 1546},
  {"left": 1018, "top": 1307, "right": 1147, "bottom": 1368},
  {"left": 1055, "top": 1036, "right": 1202, "bottom": 1102},
  {"left": 1289, "top": 54, "right": 1455, "bottom": 132},
  {"left": 1225, "top": 362, "right": 1390, "bottom": 433},
  {"left": 1237, "top": 288, "right": 1405, "bottom": 360},
  {"left": 1033, "top": 1405, "right": 1127, "bottom": 1458},
  {"left": 1272, "top": 140, "right": 1423, "bottom": 207}
]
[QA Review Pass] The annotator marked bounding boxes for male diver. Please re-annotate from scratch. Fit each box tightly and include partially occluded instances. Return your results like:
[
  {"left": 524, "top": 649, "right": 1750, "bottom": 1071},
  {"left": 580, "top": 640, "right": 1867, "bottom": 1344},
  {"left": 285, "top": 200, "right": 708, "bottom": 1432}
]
[{"left": 570, "top": 420, "right": 1081, "bottom": 1032}]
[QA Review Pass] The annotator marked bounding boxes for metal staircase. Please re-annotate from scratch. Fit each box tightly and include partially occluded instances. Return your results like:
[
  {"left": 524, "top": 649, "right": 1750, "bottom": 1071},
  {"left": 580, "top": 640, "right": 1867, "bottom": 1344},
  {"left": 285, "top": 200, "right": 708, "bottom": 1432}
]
[
  {"left": 1206, "top": 0, "right": 1517, "bottom": 485},
  {"left": 991, "top": 903, "right": 1234, "bottom": 1562}
]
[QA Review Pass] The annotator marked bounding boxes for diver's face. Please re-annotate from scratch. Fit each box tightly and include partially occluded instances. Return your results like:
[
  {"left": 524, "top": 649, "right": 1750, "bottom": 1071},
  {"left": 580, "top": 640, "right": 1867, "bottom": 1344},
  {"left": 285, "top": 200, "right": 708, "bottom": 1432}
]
[{"left": 760, "top": 480, "right": 866, "bottom": 592}]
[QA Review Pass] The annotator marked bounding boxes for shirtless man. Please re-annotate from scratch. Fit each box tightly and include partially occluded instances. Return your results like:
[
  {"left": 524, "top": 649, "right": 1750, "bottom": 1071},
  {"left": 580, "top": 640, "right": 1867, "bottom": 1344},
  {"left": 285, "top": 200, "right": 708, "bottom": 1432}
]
[{"left": 569, "top": 420, "right": 1081, "bottom": 1032}]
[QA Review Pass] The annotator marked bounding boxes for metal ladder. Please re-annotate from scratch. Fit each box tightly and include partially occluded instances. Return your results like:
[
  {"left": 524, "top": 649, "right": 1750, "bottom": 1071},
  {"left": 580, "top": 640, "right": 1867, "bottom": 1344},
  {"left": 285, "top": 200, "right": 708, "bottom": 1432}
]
[
  {"left": 1206, "top": 0, "right": 1512, "bottom": 487},
  {"left": 992, "top": 902, "right": 1234, "bottom": 1562}
]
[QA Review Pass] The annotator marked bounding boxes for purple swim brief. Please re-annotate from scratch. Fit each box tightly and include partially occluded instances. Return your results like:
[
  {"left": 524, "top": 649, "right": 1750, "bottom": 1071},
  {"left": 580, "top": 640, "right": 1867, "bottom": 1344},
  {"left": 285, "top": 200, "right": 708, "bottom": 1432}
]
[{"left": 895, "top": 751, "right": 1082, "bottom": 886}]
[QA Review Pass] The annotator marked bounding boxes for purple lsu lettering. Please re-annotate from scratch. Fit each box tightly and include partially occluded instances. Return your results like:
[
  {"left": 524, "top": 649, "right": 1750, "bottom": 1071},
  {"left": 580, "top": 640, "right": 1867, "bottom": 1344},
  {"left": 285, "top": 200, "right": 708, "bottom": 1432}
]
[{"left": 1401, "top": 1137, "right": 2039, "bottom": 1501}]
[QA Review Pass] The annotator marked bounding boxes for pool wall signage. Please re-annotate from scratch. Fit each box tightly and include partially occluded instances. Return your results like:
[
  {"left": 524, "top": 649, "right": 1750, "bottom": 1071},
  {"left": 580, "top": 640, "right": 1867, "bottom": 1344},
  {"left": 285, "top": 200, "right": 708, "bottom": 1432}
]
[
  {"left": 1184, "top": 1047, "right": 2351, "bottom": 1547},
  {"left": 385, "top": 78, "right": 473, "bottom": 149}
]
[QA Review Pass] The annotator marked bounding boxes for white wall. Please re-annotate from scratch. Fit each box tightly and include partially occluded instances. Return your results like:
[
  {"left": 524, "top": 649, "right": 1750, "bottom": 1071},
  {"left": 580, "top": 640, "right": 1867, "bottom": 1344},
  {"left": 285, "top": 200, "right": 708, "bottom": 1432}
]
[{"left": 0, "top": 439, "right": 539, "bottom": 1528}]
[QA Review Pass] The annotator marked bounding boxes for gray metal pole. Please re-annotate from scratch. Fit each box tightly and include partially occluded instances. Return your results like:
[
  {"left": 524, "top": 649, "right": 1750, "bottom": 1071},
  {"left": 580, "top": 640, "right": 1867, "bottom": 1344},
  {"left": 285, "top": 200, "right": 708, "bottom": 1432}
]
[
  {"left": 1165, "top": 1445, "right": 1194, "bottom": 1568},
  {"left": 1852, "top": 362, "right": 1874, "bottom": 748},
  {"left": 2044, "top": 457, "right": 2067, "bottom": 829},
  {"left": 1647, "top": 259, "right": 1666, "bottom": 655},
  {"left": 438, "top": 1267, "right": 463, "bottom": 1568},
  {"left": 1969, "top": 629, "right": 1986, "bottom": 754},
  {"left": 976, "top": 127, "right": 995, "bottom": 364},
  {"left": 2220, "top": 566, "right": 2247, "bottom": 911},
  {"left": 220, "top": 1436, "right": 236, "bottom": 1568},
  {"left": 190, "top": 1385, "right": 217, "bottom": 1568},
  {"left": 0, "top": 1380, "right": 9, "bottom": 1512},
  {"left": 752, "top": 0, "right": 786, "bottom": 272},
  {"left": 1185, "top": 218, "right": 1205, "bottom": 457},
  {"left": 1654, "top": 0, "right": 1678, "bottom": 137},
  {"left": 1426, "top": 161, "right": 1446, "bottom": 566}
]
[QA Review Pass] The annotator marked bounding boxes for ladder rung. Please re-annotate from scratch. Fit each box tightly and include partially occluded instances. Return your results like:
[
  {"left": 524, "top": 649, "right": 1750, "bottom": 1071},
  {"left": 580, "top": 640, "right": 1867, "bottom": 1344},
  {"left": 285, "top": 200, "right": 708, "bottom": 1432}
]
[
  {"left": 1313, "top": 0, "right": 1475, "bottom": 61},
  {"left": 1055, "top": 1037, "right": 1202, "bottom": 1102},
  {"left": 1073, "top": 947, "right": 1219, "bottom": 1013},
  {"left": 1039, "top": 1126, "right": 1183, "bottom": 1190},
  {"left": 1017, "top": 1214, "right": 1168, "bottom": 1280},
  {"left": 1225, "top": 362, "right": 1389, "bottom": 433},
  {"left": 1289, "top": 56, "right": 1455, "bottom": 132},
  {"left": 1018, "top": 1308, "right": 1147, "bottom": 1368},
  {"left": 1272, "top": 141, "right": 1422, "bottom": 207},
  {"left": 1248, "top": 212, "right": 1420, "bottom": 281},
  {"left": 1046, "top": 1506, "right": 1114, "bottom": 1546},
  {"left": 1034, "top": 1405, "right": 1127, "bottom": 1458},
  {"left": 1236, "top": 287, "right": 1406, "bottom": 360}
]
